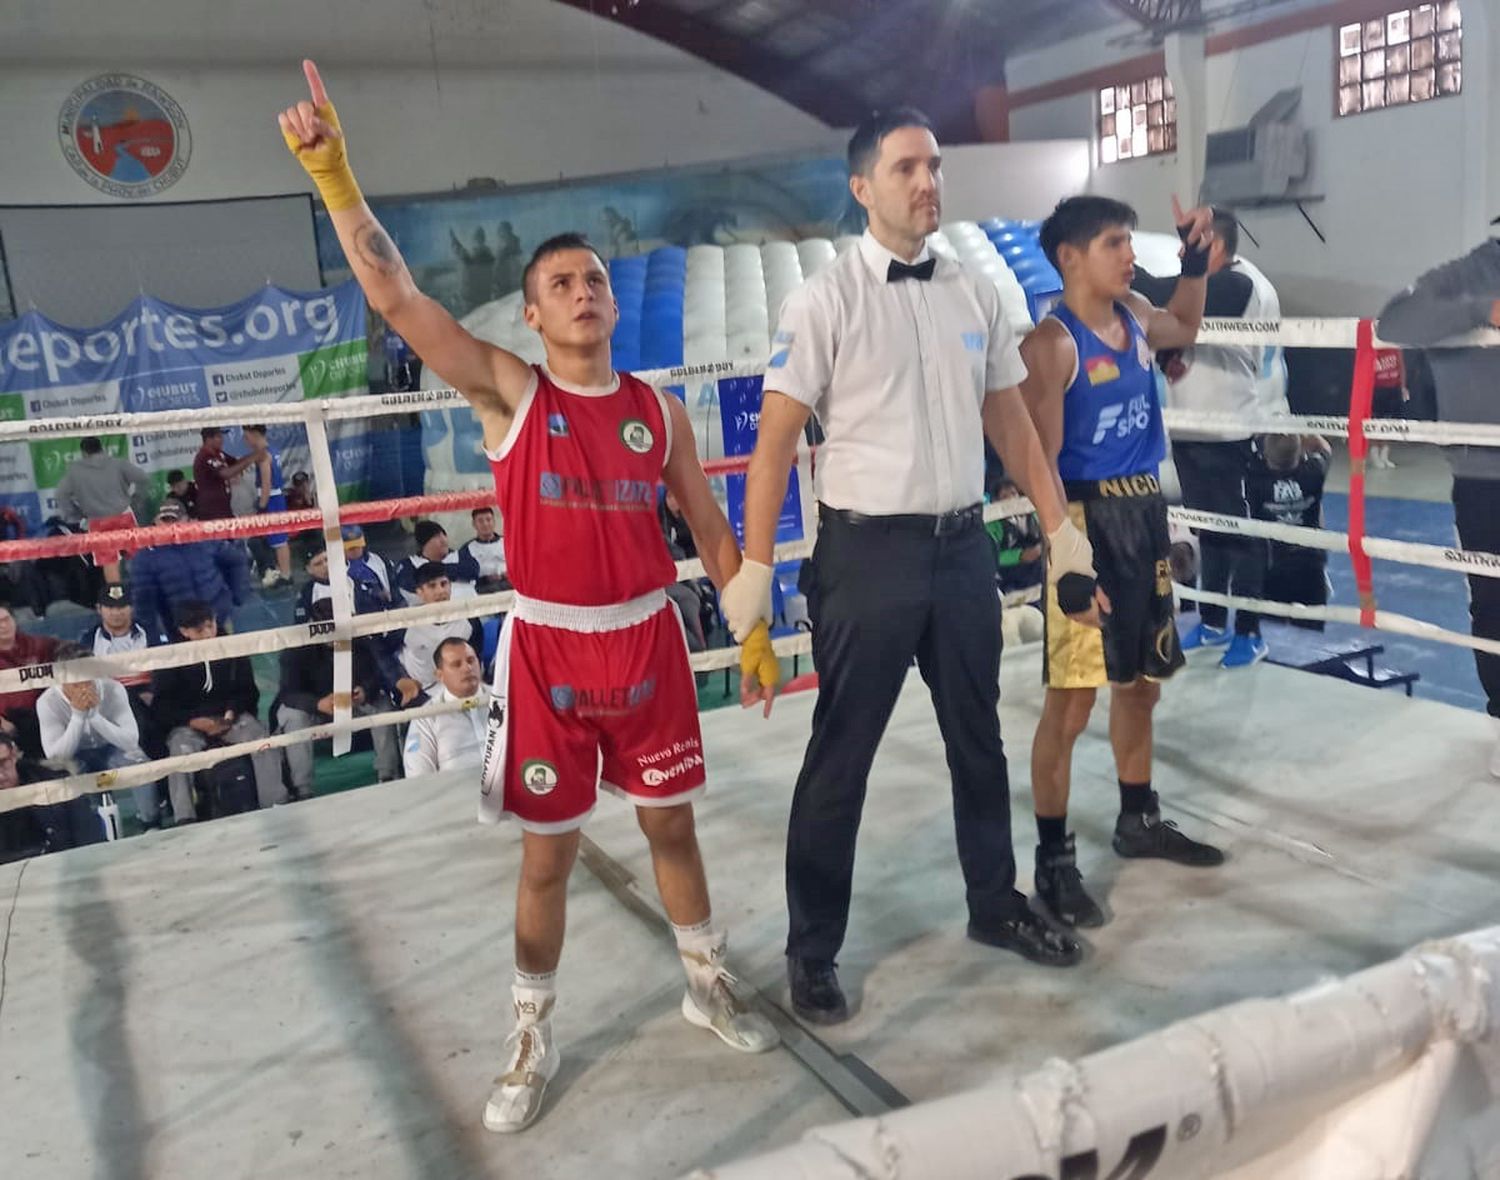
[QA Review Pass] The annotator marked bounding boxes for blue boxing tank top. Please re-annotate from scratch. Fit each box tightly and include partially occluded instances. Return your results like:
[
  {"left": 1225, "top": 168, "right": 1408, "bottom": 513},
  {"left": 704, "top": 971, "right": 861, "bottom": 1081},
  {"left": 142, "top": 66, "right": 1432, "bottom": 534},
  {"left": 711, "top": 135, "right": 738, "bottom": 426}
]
[
  {"left": 256, "top": 450, "right": 285, "bottom": 498},
  {"left": 1050, "top": 300, "right": 1167, "bottom": 482}
]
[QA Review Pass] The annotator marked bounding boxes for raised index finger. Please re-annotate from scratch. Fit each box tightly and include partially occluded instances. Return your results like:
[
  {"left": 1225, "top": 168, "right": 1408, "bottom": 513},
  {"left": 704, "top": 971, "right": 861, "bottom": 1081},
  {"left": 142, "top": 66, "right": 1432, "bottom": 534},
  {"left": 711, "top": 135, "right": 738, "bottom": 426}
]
[
  {"left": 303, "top": 59, "right": 329, "bottom": 108},
  {"left": 1171, "top": 193, "right": 1186, "bottom": 224}
]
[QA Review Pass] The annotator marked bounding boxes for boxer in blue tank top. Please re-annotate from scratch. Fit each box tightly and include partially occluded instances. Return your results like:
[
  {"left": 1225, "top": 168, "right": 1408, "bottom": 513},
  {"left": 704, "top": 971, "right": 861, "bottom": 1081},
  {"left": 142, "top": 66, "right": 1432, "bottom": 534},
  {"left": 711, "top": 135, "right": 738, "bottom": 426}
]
[
  {"left": 1016, "top": 195, "right": 1226, "bottom": 933},
  {"left": 243, "top": 425, "right": 294, "bottom": 589}
]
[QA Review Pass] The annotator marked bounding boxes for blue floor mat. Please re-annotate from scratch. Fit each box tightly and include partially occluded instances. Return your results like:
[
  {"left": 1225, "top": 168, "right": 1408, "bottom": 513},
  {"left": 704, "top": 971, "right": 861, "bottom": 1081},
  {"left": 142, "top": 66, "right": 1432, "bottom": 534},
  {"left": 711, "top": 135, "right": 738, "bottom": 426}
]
[{"left": 1251, "top": 492, "right": 1485, "bottom": 714}]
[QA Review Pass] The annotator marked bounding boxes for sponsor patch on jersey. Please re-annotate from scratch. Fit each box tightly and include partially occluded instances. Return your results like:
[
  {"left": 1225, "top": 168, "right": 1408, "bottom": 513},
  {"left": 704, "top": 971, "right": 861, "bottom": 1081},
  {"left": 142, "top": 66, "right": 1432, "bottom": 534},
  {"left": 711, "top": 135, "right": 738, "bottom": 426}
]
[
  {"left": 1086, "top": 356, "right": 1121, "bottom": 386},
  {"left": 547, "top": 413, "right": 569, "bottom": 437},
  {"left": 961, "top": 332, "right": 985, "bottom": 352},
  {"left": 619, "top": 418, "right": 654, "bottom": 454}
]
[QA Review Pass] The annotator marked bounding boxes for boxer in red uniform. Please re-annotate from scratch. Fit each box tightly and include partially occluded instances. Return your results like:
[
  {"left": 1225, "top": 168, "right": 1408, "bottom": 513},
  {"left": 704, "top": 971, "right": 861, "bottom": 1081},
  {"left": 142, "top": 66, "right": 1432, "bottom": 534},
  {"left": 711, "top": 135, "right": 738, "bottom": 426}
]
[{"left": 279, "top": 60, "right": 781, "bottom": 1135}]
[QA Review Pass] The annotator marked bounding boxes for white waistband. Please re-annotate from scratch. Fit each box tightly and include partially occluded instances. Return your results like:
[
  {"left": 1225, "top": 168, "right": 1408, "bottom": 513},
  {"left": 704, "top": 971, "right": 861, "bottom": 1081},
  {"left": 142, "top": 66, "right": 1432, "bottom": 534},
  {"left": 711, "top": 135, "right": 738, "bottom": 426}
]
[{"left": 510, "top": 588, "right": 667, "bottom": 632}]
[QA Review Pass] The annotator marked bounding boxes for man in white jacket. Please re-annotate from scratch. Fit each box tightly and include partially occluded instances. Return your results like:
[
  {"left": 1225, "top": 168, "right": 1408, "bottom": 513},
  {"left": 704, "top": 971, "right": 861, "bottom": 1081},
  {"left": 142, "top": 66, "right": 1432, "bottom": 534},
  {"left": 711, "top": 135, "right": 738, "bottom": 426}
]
[
  {"left": 37, "top": 642, "right": 154, "bottom": 825},
  {"left": 403, "top": 638, "right": 488, "bottom": 777}
]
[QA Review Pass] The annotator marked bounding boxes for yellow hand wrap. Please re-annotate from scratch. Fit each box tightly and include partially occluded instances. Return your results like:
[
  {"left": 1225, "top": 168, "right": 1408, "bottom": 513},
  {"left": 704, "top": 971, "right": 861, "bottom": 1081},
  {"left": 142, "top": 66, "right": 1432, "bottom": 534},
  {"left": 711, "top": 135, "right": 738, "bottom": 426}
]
[
  {"left": 281, "top": 101, "right": 363, "bottom": 212},
  {"left": 739, "top": 621, "right": 781, "bottom": 692}
]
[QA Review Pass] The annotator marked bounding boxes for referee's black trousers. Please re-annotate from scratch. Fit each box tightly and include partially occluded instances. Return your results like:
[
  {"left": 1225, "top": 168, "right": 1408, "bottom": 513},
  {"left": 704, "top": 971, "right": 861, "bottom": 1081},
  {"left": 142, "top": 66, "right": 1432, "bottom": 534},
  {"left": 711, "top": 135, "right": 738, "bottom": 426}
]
[{"left": 785, "top": 508, "right": 1025, "bottom": 964}]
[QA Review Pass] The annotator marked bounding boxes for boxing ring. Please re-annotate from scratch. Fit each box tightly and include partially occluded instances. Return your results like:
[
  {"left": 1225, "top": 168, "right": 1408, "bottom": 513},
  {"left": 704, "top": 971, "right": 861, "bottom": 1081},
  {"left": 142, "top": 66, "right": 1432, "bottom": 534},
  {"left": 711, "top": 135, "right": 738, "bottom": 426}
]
[
  {"left": 3, "top": 650, "right": 1498, "bottom": 1179},
  {"left": 2, "top": 301, "right": 1500, "bottom": 1177}
]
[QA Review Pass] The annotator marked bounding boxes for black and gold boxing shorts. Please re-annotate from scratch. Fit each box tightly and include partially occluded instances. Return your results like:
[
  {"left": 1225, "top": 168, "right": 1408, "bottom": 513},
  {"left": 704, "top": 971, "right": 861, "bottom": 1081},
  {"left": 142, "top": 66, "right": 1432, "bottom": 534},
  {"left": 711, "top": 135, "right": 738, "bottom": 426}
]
[{"left": 1044, "top": 473, "right": 1185, "bottom": 689}]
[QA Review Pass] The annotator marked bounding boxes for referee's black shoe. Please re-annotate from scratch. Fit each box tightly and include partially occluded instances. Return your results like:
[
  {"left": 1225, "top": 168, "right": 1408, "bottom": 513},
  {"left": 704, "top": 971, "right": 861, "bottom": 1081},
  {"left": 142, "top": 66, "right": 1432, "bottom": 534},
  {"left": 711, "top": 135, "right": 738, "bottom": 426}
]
[
  {"left": 967, "top": 908, "right": 1082, "bottom": 967},
  {"left": 788, "top": 957, "right": 849, "bottom": 1025},
  {"left": 1113, "top": 795, "right": 1225, "bottom": 866},
  {"left": 1034, "top": 836, "right": 1106, "bottom": 928}
]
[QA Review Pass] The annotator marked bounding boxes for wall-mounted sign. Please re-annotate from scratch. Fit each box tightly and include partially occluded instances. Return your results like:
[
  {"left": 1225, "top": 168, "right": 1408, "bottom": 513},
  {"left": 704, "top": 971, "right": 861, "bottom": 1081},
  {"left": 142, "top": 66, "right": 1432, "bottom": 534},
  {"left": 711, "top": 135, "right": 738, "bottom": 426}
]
[{"left": 59, "top": 73, "right": 191, "bottom": 199}]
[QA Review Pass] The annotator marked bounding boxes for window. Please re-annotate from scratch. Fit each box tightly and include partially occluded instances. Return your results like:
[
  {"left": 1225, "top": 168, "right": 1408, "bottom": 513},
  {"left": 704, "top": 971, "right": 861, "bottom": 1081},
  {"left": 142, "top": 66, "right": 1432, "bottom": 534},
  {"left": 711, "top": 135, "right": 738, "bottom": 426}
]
[
  {"left": 1337, "top": 2, "right": 1461, "bottom": 118},
  {"left": 1097, "top": 74, "right": 1176, "bottom": 165}
]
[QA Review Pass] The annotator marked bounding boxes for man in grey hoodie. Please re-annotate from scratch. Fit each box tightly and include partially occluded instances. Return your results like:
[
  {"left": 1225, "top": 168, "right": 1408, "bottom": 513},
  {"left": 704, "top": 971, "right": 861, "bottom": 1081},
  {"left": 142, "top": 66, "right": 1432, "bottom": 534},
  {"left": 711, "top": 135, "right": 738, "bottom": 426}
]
[
  {"left": 1378, "top": 229, "right": 1500, "bottom": 772},
  {"left": 54, "top": 436, "right": 149, "bottom": 585}
]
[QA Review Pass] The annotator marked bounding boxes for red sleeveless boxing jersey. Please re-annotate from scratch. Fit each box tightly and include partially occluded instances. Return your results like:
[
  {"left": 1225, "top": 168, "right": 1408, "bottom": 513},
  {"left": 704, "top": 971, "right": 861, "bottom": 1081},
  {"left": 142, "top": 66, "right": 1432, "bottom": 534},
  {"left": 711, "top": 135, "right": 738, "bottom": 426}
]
[{"left": 487, "top": 366, "right": 679, "bottom": 606}]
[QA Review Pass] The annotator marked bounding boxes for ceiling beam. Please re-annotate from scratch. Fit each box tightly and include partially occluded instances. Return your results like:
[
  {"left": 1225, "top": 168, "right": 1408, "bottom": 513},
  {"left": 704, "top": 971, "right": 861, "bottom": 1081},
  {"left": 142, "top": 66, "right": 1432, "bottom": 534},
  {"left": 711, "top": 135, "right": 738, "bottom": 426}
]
[{"left": 549, "top": 0, "right": 868, "bottom": 126}]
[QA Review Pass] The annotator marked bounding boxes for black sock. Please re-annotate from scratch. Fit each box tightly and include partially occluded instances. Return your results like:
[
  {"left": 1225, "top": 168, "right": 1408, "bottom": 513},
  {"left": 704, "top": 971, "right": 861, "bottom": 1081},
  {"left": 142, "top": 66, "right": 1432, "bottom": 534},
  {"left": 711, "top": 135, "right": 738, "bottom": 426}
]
[
  {"left": 1119, "top": 780, "right": 1155, "bottom": 815},
  {"left": 1036, "top": 814, "right": 1068, "bottom": 848}
]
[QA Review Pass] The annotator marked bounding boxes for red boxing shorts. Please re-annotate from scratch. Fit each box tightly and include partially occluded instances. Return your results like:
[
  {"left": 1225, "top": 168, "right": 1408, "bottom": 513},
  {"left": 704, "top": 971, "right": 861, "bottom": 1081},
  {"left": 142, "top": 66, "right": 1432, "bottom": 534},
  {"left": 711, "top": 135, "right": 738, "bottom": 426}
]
[
  {"left": 478, "top": 589, "right": 705, "bottom": 834},
  {"left": 85, "top": 510, "right": 139, "bottom": 565}
]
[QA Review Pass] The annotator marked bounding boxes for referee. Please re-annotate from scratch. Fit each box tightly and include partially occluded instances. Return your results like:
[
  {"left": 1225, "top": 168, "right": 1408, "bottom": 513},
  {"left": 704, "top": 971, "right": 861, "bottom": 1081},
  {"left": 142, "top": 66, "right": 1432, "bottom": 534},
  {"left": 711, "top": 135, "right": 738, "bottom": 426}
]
[{"left": 721, "top": 108, "right": 1100, "bottom": 1025}]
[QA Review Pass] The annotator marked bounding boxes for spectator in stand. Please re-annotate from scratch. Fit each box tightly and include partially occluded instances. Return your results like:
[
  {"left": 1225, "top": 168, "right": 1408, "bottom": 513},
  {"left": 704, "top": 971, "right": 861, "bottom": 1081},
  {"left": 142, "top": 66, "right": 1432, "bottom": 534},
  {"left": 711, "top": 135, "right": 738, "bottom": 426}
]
[
  {"left": 0, "top": 507, "right": 47, "bottom": 619},
  {"left": 986, "top": 478, "right": 1044, "bottom": 595},
  {"left": 400, "top": 563, "right": 486, "bottom": 685},
  {"left": 0, "top": 604, "right": 59, "bottom": 757},
  {"left": 55, "top": 436, "right": 149, "bottom": 586},
  {"left": 241, "top": 425, "right": 295, "bottom": 589},
  {"left": 460, "top": 507, "right": 510, "bottom": 593},
  {"left": 1247, "top": 434, "right": 1332, "bottom": 629},
  {"left": 131, "top": 500, "right": 252, "bottom": 641},
  {"left": 342, "top": 525, "right": 397, "bottom": 605},
  {"left": 37, "top": 641, "right": 155, "bottom": 827},
  {"left": 153, "top": 599, "right": 287, "bottom": 822},
  {"left": 295, "top": 536, "right": 395, "bottom": 624},
  {"left": 273, "top": 598, "right": 415, "bottom": 797},
  {"left": 0, "top": 729, "right": 99, "bottom": 855},
  {"left": 1369, "top": 348, "right": 1409, "bottom": 470},
  {"left": 286, "top": 471, "right": 316, "bottom": 512},
  {"left": 403, "top": 638, "right": 489, "bottom": 777},
  {"left": 395, "top": 520, "right": 480, "bottom": 604},
  {"left": 164, "top": 469, "right": 198, "bottom": 518},
  {"left": 192, "top": 427, "right": 259, "bottom": 521},
  {"left": 81, "top": 583, "right": 166, "bottom": 794}
]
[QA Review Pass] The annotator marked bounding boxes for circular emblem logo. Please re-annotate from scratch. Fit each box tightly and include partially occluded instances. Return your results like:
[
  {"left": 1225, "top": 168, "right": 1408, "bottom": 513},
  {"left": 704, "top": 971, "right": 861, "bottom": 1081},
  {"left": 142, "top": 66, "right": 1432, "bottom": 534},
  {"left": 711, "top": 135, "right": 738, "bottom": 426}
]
[
  {"left": 520, "top": 759, "right": 559, "bottom": 796},
  {"left": 619, "top": 419, "right": 654, "bottom": 455},
  {"left": 59, "top": 74, "right": 192, "bottom": 199}
]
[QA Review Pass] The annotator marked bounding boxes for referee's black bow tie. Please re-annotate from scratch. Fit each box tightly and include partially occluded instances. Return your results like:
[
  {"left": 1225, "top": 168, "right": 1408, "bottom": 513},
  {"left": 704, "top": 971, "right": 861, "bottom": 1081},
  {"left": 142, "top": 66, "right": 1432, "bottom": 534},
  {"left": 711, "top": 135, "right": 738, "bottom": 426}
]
[{"left": 886, "top": 258, "right": 935, "bottom": 282}]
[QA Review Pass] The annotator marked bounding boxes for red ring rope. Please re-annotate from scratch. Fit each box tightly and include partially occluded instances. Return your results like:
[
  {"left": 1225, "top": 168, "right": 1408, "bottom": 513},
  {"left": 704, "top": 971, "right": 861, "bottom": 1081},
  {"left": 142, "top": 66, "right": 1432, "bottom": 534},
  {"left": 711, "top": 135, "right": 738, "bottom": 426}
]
[
  {"left": 1345, "top": 319, "right": 1378, "bottom": 627},
  {"left": 0, "top": 454, "right": 767, "bottom": 563}
]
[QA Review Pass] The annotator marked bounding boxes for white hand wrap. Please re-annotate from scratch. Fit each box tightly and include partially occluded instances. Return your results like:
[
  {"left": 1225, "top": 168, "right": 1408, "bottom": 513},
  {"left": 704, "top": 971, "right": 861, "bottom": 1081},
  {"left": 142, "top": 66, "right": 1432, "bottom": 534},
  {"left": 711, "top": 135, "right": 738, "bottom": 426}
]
[{"left": 720, "top": 559, "right": 774, "bottom": 643}]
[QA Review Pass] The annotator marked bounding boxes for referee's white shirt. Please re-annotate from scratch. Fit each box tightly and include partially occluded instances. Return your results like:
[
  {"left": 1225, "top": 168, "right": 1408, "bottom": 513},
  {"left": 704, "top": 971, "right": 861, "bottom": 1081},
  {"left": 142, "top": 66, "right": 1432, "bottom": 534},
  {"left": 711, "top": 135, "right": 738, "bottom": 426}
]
[{"left": 766, "top": 229, "right": 1028, "bottom": 515}]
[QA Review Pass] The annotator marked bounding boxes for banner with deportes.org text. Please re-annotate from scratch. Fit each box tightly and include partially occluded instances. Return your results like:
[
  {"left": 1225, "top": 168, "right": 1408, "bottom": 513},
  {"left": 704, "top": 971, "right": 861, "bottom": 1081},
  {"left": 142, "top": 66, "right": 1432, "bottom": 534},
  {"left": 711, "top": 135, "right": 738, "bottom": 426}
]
[{"left": 0, "top": 281, "right": 372, "bottom": 532}]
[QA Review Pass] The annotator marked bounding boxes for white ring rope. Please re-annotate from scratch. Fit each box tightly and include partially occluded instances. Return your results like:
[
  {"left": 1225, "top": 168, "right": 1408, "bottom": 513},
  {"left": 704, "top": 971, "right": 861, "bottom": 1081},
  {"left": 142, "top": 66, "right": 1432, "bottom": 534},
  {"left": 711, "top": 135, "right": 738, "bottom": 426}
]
[{"left": 5, "top": 311, "right": 1496, "bottom": 813}]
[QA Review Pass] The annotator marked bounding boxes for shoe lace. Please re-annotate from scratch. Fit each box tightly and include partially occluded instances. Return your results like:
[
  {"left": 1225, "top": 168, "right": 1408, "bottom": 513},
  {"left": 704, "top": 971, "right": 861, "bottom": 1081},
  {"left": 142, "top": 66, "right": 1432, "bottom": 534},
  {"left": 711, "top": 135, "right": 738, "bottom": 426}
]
[{"left": 496, "top": 1025, "right": 545, "bottom": 1085}]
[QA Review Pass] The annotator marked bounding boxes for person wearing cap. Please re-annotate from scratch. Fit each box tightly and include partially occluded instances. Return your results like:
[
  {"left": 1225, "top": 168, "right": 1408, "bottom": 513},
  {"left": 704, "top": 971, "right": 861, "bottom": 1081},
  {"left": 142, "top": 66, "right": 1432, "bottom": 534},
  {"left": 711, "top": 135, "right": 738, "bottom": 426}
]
[
  {"left": 342, "top": 524, "right": 396, "bottom": 605},
  {"left": 294, "top": 535, "right": 396, "bottom": 625},
  {"left": 399, "top": 562, "right": 487, "bottom": 686},
  {"left": 273, "top": 598, "right": 414, "bottom": 797},
  {"left": 37, "top": 641, "right": 156, "bottom": 828},
  {"left": 81, "top": 583, "right": 167, "bottom": 797},
  {"left": 1379, "top": 224, "right": 1500, "bottom": 774},
  {"left": 192, "top": 427, "right": 260, "bottom": 522},
  {"left": 130, "top": 500, "right": 252, "bottom": 642},
  {"left": 395, "top": 520, "right": 481, "bottom": 605}
]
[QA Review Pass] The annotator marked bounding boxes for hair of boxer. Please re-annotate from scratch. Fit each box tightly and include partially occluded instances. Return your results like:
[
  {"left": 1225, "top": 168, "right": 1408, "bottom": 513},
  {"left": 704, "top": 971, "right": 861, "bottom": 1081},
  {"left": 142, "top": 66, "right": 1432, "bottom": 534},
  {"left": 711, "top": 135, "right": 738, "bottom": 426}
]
[
  {"left": 1260, "top": 433, "right": 1302, "bottom": 473},
  {"left": 1040, "top": 195, "right": 1139, "bottom": 269},
  {"left": 521, "top": 232, "right": 608, "bottom": 305},
  {"left": 846, "top": 106, "right": 933, "bottom": 177}
]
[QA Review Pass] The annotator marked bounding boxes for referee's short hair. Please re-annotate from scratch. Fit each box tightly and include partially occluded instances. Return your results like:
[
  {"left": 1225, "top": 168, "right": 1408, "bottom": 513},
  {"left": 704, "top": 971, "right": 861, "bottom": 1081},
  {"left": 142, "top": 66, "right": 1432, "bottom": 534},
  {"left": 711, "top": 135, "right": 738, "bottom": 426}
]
[
  {"left": 1040, "top": 196, "right": 1139, "bottom": 269},
  {"left": 847, "top": 107, "right": 934, "bottom": 177}
]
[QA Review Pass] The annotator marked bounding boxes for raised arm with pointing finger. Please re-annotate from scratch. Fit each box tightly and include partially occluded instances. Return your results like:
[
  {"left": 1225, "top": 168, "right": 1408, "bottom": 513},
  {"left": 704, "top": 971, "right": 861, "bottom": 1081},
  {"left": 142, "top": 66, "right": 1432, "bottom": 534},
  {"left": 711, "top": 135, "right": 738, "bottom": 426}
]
[{"left": 278, "top": 60, "right": 530, "bottom": 454}]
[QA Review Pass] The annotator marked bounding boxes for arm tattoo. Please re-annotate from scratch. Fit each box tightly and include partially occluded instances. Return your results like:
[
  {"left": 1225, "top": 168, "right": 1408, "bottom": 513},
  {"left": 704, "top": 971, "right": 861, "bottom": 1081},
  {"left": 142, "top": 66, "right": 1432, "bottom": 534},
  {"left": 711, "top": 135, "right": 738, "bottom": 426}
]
[{"left": 353, "top": 223, "right": 402, "bottom": 277}]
